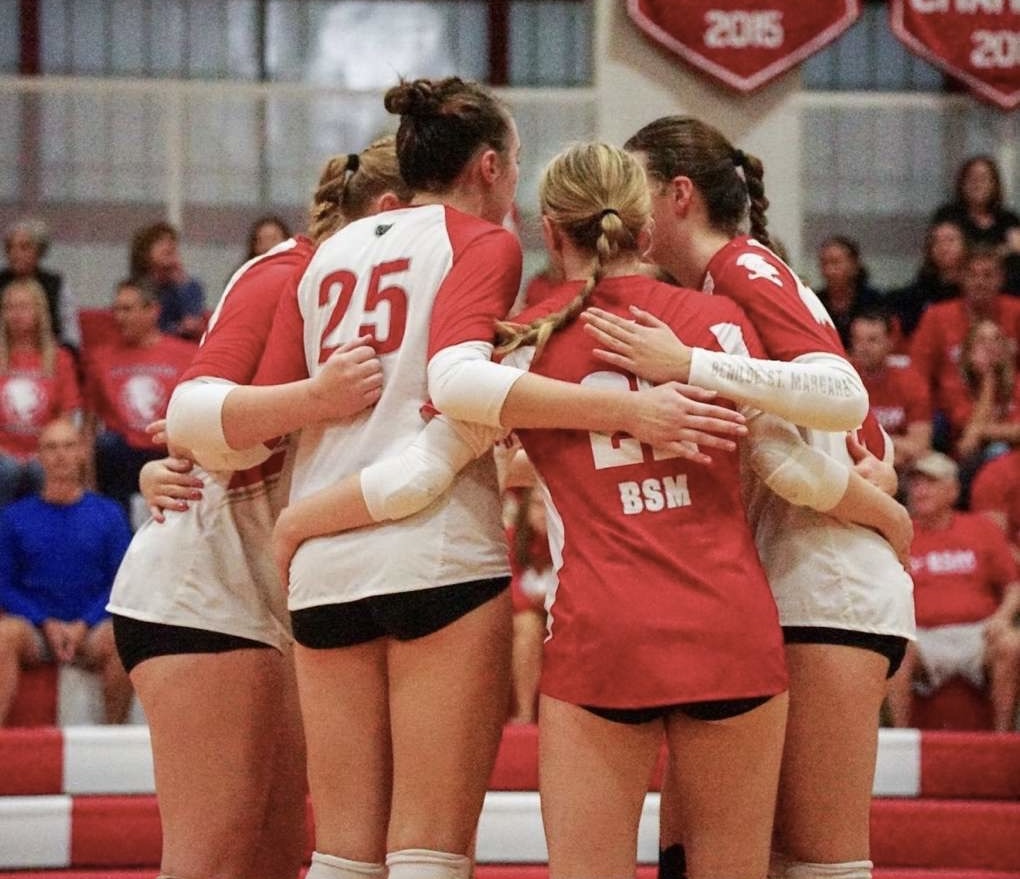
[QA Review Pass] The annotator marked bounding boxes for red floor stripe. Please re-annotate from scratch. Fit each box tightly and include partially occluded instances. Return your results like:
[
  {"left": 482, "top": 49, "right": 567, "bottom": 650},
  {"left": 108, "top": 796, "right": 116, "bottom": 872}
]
[
  {"left": 871, "top": 799, "right": 1020, "bottom": 871},
  {"left": 0, "top": 726, "right": 62, "bottom": 795},
  {"left": 69, "top": 796, "right": 161, "bottom": 867},
  {"left": 921, "top": 732, "right": 1020, "bottom": 799}
]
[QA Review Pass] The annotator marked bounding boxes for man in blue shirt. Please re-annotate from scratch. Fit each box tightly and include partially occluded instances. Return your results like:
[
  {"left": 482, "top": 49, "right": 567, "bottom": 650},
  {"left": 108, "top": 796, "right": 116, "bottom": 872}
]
[{"left": 0, "top": 418, "right": 133, "bottom": 725}]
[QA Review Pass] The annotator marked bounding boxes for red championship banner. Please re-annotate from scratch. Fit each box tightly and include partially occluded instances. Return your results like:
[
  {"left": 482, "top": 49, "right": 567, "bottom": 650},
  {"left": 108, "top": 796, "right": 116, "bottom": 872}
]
[
  {"left": 890, "top": 0, "right": 1020, "bottom": 111},
  {"left": 626, "top": 1, "right": 860, "bottom": 93}
]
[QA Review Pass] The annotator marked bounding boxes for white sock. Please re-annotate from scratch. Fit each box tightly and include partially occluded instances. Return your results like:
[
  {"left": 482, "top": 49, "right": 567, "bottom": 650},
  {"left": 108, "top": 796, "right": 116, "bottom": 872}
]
[
  {"left": 783, "top": 860, "right": 873, "bottom": 879},
  {"left": 385, "top": 848, "right": 472, "bottom": 879},
  {"left": 306, "top": 851, "right": 386, "bottom": 879}
]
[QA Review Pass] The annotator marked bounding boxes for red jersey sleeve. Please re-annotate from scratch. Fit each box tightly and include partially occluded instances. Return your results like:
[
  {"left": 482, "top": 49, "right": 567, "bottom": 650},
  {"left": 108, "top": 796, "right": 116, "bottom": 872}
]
[
  {"left": 251, "top": 278, "right": 310, "bottom": 386},
  {"left": 709, "top": 239, "right": 845, "bottom": 362},
  {"left": 180, "top": 241, "right": 312, "bottom": 385},
  {"left": 428, "top": 216, "right": 522, "bottom": 357}
]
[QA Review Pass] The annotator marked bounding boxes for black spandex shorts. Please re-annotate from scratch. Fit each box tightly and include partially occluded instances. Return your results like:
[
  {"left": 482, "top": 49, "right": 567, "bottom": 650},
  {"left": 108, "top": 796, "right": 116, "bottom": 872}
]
[
  {"left": 112, "top": 615, "right": 274, "bottom": 674},
  {"left": 783, "top": 626, "right": 908, "bottom": 678},
  {"left": 290, "top": 576, "right": 510, "bottom": 649},
  {"left": 583, "top": 695, "right": 774, "bottom": 725}
]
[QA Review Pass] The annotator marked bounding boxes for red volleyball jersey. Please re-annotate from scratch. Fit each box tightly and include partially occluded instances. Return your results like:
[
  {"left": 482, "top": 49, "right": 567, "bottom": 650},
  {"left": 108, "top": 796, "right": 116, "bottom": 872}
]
[
  {"left": 909, "top": 511, "right": 1016, "bottom": 627},
  {"left": 513, "top": 274, "right": 787, "bottom": 710}
]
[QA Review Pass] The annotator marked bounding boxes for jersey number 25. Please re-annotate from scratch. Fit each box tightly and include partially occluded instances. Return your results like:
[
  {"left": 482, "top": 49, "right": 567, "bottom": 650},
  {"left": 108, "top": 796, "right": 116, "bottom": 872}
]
[{"left": 317, "top": 258, "right": 410, "bottom": 363}]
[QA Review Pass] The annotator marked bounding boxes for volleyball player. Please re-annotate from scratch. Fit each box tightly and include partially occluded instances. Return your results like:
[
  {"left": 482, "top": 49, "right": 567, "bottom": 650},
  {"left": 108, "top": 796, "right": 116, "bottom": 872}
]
[
  {"left": 581, "top": 117, "right": 914, "bottom": 879},
  {"left": 105, "top": 138, "right": 410, "bottom": 879}
]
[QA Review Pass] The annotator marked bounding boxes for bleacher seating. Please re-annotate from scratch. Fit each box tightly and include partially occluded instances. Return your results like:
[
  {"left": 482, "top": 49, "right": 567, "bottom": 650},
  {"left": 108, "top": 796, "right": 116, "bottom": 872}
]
[{"left": 0, "top": 724, "right": 1017, "bottom": 877}]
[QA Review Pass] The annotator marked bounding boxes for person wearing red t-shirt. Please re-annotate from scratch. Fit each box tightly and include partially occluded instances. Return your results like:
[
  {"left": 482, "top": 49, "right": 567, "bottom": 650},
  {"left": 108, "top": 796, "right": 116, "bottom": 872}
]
[
  {"left": 83, "top": 279, "right": 195, "bottom": 517},
  {"left": 849, "top": 311, "right": 931, "bottom": 473},
  {"left": 888, "top": 452, "right": 1020, "bottom": 732},
  {"left": 910, "top": 245, "right": 1020, "bottom": 414},
  {"left": 0, "top": 277, "right": 82, "bottom": 506},
  {"left": 971, "top": 448, "right": 1020, "bottom": 565}
]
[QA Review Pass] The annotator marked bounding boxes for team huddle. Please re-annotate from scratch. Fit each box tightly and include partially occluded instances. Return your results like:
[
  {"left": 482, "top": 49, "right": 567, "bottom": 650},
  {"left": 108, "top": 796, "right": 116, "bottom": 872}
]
[{"left": 106, "top": 77, "right": 914, "bottom": 879}]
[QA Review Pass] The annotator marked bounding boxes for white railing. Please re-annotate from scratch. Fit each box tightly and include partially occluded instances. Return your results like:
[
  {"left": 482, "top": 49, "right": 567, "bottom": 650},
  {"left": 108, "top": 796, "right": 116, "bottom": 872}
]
[{"left": 1, "top": 75, "right": 1016, "bottom": 304}]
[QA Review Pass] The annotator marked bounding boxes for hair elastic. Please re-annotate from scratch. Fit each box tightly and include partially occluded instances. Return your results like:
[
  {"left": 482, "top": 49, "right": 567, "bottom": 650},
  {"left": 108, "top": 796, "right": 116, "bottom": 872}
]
[
  {"left": 731, "top": 148, "right": 746, "bottom": 166},
  {"left": 347, "top": 153, "right": 360, "bottom": 174},
  {"left": 598, "top": 208, "right": 619, "bottom": 220}
]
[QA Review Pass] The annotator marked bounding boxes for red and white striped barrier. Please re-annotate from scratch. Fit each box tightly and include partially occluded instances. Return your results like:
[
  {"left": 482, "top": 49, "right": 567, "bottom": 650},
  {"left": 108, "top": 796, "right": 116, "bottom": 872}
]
[{"left": 2, "top": 726, "right": 1019, "bottom": 872}]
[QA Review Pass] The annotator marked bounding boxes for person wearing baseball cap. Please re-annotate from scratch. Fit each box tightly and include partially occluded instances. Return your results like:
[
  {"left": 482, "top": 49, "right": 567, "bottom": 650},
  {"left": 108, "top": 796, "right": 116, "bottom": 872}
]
[{"left": 888, "top": 449, "right": 1020, "bottom": 731}]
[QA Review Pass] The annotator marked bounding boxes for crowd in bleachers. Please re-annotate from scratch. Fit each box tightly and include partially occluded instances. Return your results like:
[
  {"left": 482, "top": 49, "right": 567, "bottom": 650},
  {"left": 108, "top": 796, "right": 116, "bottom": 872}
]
[{"left": 2, "top": 152, "right": 1020, "bottom": 731}]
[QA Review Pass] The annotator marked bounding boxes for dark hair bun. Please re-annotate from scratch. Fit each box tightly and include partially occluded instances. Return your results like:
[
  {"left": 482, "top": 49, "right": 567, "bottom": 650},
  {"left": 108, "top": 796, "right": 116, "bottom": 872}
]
[{"left": 384, "top": 79, "right": 440, "bottom": 117}]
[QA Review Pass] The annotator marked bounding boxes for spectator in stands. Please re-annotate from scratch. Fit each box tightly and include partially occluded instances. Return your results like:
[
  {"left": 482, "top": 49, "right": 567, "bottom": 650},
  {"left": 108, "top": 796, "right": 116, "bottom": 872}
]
[
  {"left": 941, "top": 319, "right": 1020, "bottom": 504},
  {"left": 815, "top": 234, "right": 885, "bottom": 349},
  {"left": 849, "top": 310, "right": 931, "bottom": 474},
  {"left": 0, "top": 218, "right": 80, "bottom": 350},
  {"left": 910, "top": 245, "right": 1020, "bottom": 412},
  {"left": 128, "top": 221, "right": 207, "bottom": 340},
  {"left": 886, "top": 219, "right": 966, "bottom": 342},
  {"left": 0, "top": 278, "right": 82, "bottom": 507},
  {"left": 245, "top": 214, "right": 292, "bottom": 261},
  {"left": 83, "top": 279, "right": 195, "bottom": 518},
  {"left": 0, "top": 418, "right": 133, "bottom": 726},
  {"left": 932, "top": 155, "right": 1020, "bottom": 294},
  {"left": 887, "top": 452, "right": 1020, "bottom": 732}
]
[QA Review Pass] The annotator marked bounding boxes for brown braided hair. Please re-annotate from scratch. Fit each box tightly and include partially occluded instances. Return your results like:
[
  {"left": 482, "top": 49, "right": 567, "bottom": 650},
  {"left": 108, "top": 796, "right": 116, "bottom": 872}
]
[
  {"left": 307, "top": 135, "right": 412, "bottom": 244},
  {"left": 625, "top": 116, "right": 772, "bottom": 249},
  {"left": 496, "top": 143, "right": 649, "bottom": 363}
]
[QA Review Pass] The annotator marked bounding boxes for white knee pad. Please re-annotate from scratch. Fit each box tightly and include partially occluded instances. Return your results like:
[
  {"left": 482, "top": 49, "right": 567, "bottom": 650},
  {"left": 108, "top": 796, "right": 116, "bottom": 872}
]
[
  {"left": 306, "top": 851, "right": 386, "bottom": 879},
  {"left": 783, "top": 860, "right": 873, "bottom": 879},
  {"left": 385, "top": 848, "right": 472, "bottom": 879}
]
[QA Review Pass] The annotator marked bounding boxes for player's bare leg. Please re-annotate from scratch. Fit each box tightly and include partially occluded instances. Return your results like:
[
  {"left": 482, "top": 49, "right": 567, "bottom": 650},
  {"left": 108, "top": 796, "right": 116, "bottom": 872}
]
[
  {"left": 665, "top": 693, "right": 787, "bottom": 879},
  {"left": 387, "top": 588, "right": 512, "bottom": 857},
  {"left": 539, "top": 694, "right": 663, "bottom": 879},
  {"left": 295, "top": 637, "right": 391, "bottom": 863},
  {"left": 774, "top": 644, "right": 888, "bottom": 868},
  {"left": 131, "top": 648, "right": 305, "bottom": 879}
]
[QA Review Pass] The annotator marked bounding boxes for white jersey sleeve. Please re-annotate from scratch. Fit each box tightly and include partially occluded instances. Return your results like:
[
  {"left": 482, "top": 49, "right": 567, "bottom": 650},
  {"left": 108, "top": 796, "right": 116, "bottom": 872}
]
[{"left": 688, "top": 348, "right": 868, "bottom": 431}]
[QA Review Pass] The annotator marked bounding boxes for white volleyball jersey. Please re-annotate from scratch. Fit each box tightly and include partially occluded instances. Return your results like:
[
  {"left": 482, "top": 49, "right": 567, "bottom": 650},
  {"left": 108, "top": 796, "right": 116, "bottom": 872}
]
[
  {"left": 255, "top": 205, "right": 521, "bottom": 609},
  {"left": 107, "top": 238, "right": 313, "bottom": 648},
  {"left": 705, "top": 237, "right": 915, "bottom": 638}
]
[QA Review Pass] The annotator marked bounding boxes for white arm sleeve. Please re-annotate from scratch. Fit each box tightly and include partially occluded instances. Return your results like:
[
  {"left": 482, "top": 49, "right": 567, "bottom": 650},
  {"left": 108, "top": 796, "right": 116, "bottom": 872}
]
[
  {"left": 689, "top": 349, "right": 868, "bottom": 431},
  {"left": 427, "top": 341, "right": 526, "bottom": 427},
  {"left": 359, "top": 414, "right": 506, "bottom": 521},
  {"left": 166, "top": 378, "right": 274, "bottom": 471},
  {"left": 745, "top": 408, "right": 850, "bottom": 512}
]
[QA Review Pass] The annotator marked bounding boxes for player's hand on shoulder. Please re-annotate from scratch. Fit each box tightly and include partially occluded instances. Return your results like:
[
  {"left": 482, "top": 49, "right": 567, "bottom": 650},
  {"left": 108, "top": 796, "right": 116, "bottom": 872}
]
[
  {"left": 582, "top": 306, "right": 692, "bottom": 383},
  {"left": 627, "top": 381, "right": 747, "bottom": 465},
  {"left": 313, "top": 335, "right": 384, "bottom": 420}
]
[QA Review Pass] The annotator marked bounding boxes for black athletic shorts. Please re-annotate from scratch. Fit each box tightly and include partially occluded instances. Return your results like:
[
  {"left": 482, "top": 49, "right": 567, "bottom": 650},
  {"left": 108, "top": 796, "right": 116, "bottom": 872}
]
[
  {"left": 112, "top": 615, "right": 274, "bottom": 674},
  {"left": 783, "top": 626, "right": 908, "bottom": 678},
  {"left": 290, "top": 576, "right": 510, "bottom": 649},
  {"left": 583, "top": 695, "right": 774, "bottom": 725}
]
